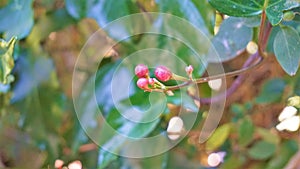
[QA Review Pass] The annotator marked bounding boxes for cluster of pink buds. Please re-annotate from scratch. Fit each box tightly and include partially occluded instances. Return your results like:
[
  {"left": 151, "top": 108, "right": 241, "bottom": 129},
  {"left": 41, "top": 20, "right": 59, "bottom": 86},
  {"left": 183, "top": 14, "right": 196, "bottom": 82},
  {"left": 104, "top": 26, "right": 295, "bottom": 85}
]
[{"left": 135, "top": 64, "right": 194, "bottom": 93}]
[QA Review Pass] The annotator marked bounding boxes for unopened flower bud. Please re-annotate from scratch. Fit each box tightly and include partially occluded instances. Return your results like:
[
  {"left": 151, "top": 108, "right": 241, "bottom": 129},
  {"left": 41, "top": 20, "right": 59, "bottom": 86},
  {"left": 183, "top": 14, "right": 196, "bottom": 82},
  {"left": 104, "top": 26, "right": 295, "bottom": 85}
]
[
  {"left": 185, "top": 65, "right": 194, "bottom": 75},
  {"left": 148, "top": 78, "right": 155, "bottom": 86},
  {"left": 135, "top": 64, "right": 149, "bottom": 78},
  {"left": 155, "top": 66, "right": 172, "bottom": 82},
  {"left": 137, "top": 78, "right": 149, "bottom": 90}
]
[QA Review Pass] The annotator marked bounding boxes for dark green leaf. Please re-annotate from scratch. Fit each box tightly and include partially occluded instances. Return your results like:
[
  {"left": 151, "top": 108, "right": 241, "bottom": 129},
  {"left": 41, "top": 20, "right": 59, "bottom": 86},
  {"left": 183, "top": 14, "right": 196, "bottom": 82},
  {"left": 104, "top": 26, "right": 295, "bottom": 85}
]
[
  {"left": 208, "top": 17, "right": 253, "bottom": 62},
  {"left": 0, "top": 0, "right": 34, "bottom": 39},
  {"left": 274, "top": 26, "right": 300, "bottom": 75},
  {"left": 255, "top": 78, "right": 286, "bottom": 103},
  {"left": 208, "top": 0, "right": 300, "bottom": 25},
  {"left": 208, "top": 0, "right": 263, "bottom": 17},
  {"left": 0, "top": 37, "right": 16, "bottom": 84},
  {"left": 206, "top": 123, "right": 231, "bottom": 151},
  {"left": 248, "top": 141, "right": 276, "bottom": 160},
  {"left": 238, "top": 117, "right": 254, "bottom": 147}
]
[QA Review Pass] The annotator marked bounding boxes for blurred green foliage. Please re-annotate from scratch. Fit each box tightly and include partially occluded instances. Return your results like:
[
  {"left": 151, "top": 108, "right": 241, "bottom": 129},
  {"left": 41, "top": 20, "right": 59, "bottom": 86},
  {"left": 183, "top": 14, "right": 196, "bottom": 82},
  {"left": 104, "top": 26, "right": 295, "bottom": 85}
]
[{"left": 1, "top": 0, "right": 300, "bottom": 169}]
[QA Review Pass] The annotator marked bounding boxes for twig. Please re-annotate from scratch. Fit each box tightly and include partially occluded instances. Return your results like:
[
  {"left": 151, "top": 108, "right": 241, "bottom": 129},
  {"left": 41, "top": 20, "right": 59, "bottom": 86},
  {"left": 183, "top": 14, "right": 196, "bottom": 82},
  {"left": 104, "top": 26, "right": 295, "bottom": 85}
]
[{"left": 191, "top": 52, "right": 261, "bottom": 104}]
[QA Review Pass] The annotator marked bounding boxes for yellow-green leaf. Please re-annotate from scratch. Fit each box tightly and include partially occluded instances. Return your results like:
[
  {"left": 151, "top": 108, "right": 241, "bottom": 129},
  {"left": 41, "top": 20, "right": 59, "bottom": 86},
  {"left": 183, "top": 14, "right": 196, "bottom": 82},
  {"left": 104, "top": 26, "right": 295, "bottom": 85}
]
[
  {"left": 0, "top": 37, "right": 17, "bottom": 84},
  {"left": 206, "top": 123, "right": 231, "bottom": 151}
]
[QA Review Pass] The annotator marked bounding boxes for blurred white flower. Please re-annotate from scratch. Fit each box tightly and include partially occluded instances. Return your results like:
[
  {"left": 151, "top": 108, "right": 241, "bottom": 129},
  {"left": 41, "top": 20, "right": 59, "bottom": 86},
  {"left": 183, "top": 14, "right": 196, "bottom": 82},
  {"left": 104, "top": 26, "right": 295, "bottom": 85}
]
[
  {"left": 208, "top": 79, "right": 222, "bottom": 91},
  {"left": 54, "top": 159, "right": 64, "bottom": 168},
  {"left": 276, "top": 116, "right": 300, "bottom": 132},
  {"left": 207, "top": 152, "right": 226, "bottom": 167},
  {"left": 278, "top": 106, "right": 298, "bottom": 122},
  {"left": 68, "top": 160, "right": 82, "bottom": 169},
  {"left": 167, "top": 116, "right": 184, "bottom": 140}
]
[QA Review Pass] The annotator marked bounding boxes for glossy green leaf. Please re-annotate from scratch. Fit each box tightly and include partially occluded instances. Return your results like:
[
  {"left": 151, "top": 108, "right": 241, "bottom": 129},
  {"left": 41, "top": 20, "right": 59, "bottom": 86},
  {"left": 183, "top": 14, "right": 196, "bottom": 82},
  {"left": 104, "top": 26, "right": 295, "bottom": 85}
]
[
  {"left": 248, "top": 141, "right": 276, "bottom": 160},
  {"left": 208, "top": 0, "right": 263, "bottom": 17},
  {"left": 208, "top": 0, "right": 300, "bottom": 25},
  {"left": 274, "top": 26, "right": 300, "bottom": 76},
  {"left": 206, "top": 123, "right": 231, "bottom": 151},
  {"left": 0, "top": 0, "right": 34, "bottom": 39},
  {"left": 238, "top": 117, "right": 254, "bottom": 147},
  {"left": 255, "top": 78, "right": 286, "bottom": 103},
  {"left": 0, "top": 37, "right": 16, "bottom": 84},
  {"left": 208, "top": 17, "right": 253, "bottom": 62}
]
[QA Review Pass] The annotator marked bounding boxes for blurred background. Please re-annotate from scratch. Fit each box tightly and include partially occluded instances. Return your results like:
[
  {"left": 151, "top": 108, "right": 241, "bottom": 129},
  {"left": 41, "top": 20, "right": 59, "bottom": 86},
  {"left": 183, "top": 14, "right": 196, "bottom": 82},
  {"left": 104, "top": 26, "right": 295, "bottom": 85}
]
[{"left": 1, "top": 0, "right": 300, "bottom": 169}]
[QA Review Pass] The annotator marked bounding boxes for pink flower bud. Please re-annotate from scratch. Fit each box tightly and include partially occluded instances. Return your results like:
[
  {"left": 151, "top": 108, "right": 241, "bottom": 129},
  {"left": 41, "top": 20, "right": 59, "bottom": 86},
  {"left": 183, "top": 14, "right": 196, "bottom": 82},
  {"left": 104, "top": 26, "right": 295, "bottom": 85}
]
[
  {"left": 185, "top": 65, "right": 194, "bottom": 75},
  {"left": 148, "top": 78, "right": 155, "bottom": 86},
  {"left": 137, "top": 78, "right": 149, "bottom": 90},
  {"left": 155, "top": 66, "right": 172, "bottom": 82},
  {"left": 135, "top": 64, "right": 149, "bottom": 78}
]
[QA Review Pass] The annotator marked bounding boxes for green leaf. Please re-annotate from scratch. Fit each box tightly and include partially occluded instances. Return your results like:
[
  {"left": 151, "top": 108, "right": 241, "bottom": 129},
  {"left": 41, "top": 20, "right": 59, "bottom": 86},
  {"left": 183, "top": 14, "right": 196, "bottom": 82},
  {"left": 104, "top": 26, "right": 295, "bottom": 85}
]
[
  {"left": 208, "top": 17, "right": 253, "bottom": 62},
  {"left": 0, "top": 37, "right": 17, "bottom": 84},
  {"left": 266, "top": 140, "right": 298, "bottom": 169},
  {"left": 156, "top": 0, "right": 209, "bottom": 35},
  {"left": 248, "top": 141, "right": 276, "bottom": 160},
  {"left": 255, "top": 78, "right": 286, "bottom": 103},
  {"left": 98, "top": 149, "right": 118, "bottom": 169},
  {"left": 77, "top": 62, "right": 165, "bottom": 168},
  {"left": 208, "top": 0, "right": 300, "bottom": 25},
  {"left": 257, "top": 127, "right": 280, "bottom": 145},
  {"left": 274, "top": 26, "right": 300, "bottom": 75},
  {"left": 0, "top": 0, "right": 34, "bottom": 39},
  {"left": 206, "top": 123, "right": 231, "bottom": 151},
  {"left": 221, "top": 155, "right": 246, "bottom": 169},
  {"left": 65, "top": 0, "right": 89, "bottom": 19},
  {"left": 238, "top": 117, "right": 254, "bottom": 147},
  {"left": 208, "top": 0, "right": 263, "bottom": 17},
  {"left": 88, "top": 0, "right": 139, "bottom": 27}
]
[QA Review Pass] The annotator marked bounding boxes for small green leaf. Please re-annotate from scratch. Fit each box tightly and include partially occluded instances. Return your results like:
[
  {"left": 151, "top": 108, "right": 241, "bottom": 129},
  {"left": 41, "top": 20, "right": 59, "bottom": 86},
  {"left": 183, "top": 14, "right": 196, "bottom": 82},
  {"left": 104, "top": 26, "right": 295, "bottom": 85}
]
[
  {"left": 255, "top": 78, "right": 286, "bottom": 104},
  {"left": 274, "top": 26, "right": 300, "bottom": 76},
  {"left": 248, "top": 141, "right": 276, "bottom": 160},
  {"left": 208, "top": 17, "right": 253, "bottom": 62},
  {"left": 206, "top": 123, "right": 231, "bottom": 151},
  {"left": 238, "top": 117, "right": 254, "bottom": 147},
  {"left": 0, "top": 37, "right": 17, "bottom": 84},
  {"left": 0, "top": 0, "right": 34, "bottom": 39}
]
